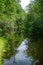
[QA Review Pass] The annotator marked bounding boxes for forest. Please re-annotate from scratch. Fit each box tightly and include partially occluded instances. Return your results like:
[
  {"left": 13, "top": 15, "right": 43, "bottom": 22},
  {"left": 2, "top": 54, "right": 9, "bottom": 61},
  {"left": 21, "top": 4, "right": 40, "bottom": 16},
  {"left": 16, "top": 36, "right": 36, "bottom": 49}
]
[{"left": 0, "top": 0, "right": 43, "bottom": 65}]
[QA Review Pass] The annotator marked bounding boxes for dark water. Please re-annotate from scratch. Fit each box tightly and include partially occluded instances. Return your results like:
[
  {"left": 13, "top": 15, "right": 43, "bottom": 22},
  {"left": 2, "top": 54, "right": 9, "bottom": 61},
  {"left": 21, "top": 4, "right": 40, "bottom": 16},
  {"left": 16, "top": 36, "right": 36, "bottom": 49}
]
[{"left": 3, "top": 39, "right": 32, "bottom": 65}]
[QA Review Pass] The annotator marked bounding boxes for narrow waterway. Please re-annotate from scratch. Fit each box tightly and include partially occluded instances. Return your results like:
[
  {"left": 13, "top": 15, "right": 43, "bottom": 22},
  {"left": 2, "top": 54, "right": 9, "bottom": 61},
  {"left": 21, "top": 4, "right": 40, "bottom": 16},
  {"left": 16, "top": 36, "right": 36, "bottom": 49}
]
[{"left": 4, "top": 39, "right": 32, "bottom": 65}]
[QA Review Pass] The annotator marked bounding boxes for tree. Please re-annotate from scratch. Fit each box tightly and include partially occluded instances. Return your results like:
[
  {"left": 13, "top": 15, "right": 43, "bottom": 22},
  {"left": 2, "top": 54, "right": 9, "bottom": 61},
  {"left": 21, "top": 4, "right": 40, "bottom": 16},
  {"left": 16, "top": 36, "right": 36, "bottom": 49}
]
[
  {"left": 25, "top": 0, "right": 43, "bottom": 64},
  {"left": 0, "top": 0, "right": 26, "bottom": 65}
]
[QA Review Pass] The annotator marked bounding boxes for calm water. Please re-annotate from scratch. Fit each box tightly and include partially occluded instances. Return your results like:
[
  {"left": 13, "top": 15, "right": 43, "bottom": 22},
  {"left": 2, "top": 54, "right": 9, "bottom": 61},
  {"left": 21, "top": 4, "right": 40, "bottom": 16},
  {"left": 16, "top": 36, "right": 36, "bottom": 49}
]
[{"left": 3, "top": 39, "right": 32, "bottom": 65}]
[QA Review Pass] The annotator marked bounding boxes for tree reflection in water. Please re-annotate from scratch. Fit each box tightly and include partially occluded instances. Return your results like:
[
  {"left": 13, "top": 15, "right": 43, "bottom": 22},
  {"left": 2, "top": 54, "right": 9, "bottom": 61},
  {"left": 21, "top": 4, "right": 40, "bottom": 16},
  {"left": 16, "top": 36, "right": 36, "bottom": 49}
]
[
  {"left": 27, "top": 39, "right": 43, "bottom": 65},
  {"left": 3, "top": 39, "right": 32, "bottom": 65}
]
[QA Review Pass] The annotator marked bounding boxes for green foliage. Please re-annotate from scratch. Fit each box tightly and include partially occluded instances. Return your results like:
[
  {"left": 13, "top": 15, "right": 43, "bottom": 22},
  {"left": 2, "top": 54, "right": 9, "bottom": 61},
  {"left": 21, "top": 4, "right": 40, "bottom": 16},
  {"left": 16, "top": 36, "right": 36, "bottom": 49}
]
[
  {"left": 24, "top": 0, "right": 43, "bottom": 64},
  {"left": 0, "top": 37, "right": 7, "bottom": 65},
  {"left": 0, "top": 0, "right": 26, "bottom": 65},
  {"left": 0, "top": 0, "right": 26, "bottom": 42},
  {"left": 24, "top": 0, "right": 43, "bottom": 41}
]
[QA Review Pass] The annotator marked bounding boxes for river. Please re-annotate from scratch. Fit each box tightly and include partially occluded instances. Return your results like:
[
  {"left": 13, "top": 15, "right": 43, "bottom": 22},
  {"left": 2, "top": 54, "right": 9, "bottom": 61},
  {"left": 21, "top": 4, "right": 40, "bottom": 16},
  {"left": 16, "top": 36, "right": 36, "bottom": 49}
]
[{"left": 3, "top": 39, "right": 32, "bottom": 65}]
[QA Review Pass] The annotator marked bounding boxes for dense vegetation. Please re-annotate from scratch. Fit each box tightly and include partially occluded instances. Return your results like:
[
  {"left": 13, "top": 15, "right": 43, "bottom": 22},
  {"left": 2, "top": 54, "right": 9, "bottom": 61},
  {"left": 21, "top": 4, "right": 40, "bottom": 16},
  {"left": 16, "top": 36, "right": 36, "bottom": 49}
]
[
  {"left": 0, "top": 0, "right": 26, "bottom": 65},
  {"left": 0, "top": 0, "right": 43, "bottom": 65},
  {"left": 24, "top": 0, "right": 43, "bottom": 64}
]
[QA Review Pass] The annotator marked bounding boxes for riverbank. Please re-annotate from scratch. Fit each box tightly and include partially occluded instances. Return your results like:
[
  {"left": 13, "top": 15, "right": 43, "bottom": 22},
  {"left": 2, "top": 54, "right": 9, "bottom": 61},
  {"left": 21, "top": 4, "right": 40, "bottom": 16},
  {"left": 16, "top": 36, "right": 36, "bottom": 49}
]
[{"left": 0, "top": 37, "right": 6, "bottom": 65}]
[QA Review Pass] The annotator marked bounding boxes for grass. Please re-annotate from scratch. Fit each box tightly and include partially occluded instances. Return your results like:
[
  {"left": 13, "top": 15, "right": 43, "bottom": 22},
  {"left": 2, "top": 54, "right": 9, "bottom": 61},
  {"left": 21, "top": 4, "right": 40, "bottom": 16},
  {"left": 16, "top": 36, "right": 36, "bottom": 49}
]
[{"left": 0, "top": 37, "right": 6, "bottom": 65}]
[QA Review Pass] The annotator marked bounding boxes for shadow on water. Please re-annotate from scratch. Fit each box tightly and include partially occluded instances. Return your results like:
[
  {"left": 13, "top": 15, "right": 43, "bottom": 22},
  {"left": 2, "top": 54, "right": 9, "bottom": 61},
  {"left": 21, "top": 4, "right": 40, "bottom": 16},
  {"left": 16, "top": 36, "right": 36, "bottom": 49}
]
[
  {"left": 3, "top": 38, "right": 33, "bottom": 65},
  {"left": 27, "top": 39, "right": 43, "bottom": 65}
]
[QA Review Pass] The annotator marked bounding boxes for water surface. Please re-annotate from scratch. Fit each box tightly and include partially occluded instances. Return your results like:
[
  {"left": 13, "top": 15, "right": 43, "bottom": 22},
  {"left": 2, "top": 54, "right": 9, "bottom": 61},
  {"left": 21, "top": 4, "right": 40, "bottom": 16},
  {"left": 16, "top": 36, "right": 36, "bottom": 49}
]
[{"left": 4, "top": 39, "right": 32, "bottom": 65}]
